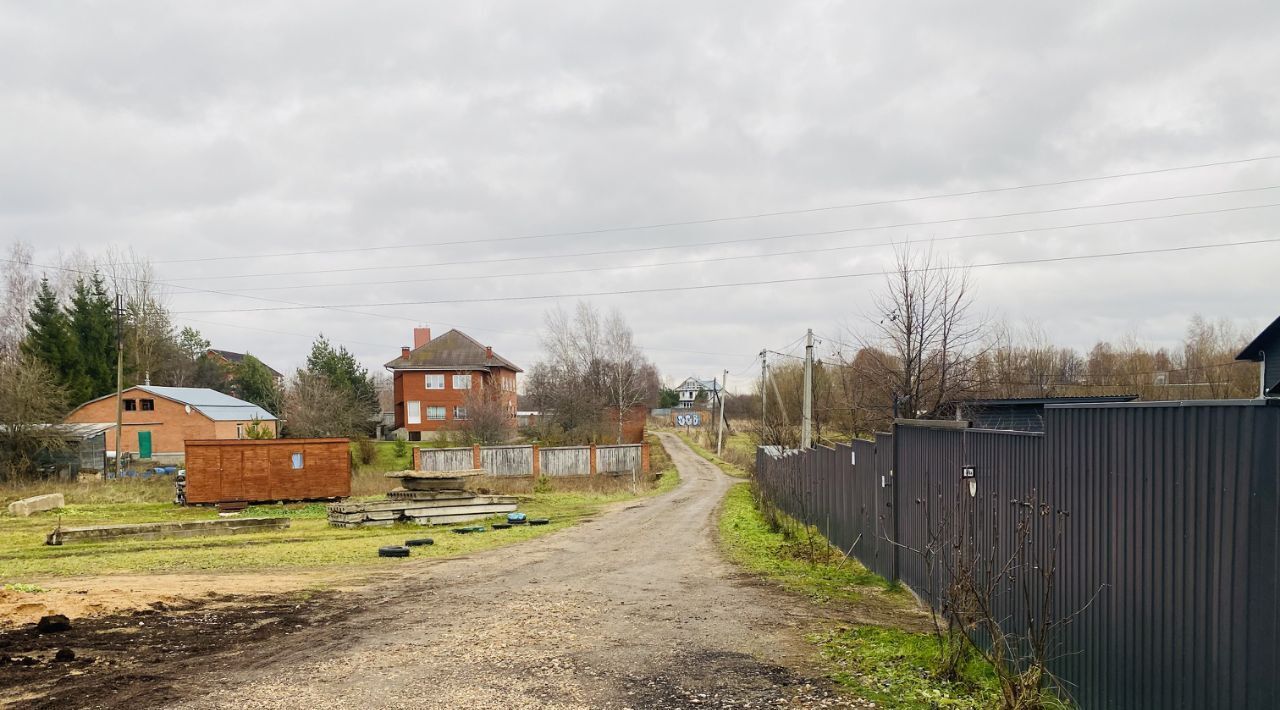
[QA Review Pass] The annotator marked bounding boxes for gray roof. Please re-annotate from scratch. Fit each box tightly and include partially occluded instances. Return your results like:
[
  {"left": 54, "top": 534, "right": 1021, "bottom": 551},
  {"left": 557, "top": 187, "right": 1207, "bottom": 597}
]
[
  {"left": 136, "top": 386, "right": 277, "bottom": 421},
  {"left": 675, "top": 376, "right": 720, "bottom": 392},
  {"left": 384, "top": 329, "right": 522, "bottom": 372},
  {"left": 207, "top": 349, "right": 284, "bottom": 378}
]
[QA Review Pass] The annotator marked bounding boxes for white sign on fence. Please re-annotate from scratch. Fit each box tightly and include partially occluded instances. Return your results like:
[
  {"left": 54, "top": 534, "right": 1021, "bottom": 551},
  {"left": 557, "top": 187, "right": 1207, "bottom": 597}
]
[{"left": 675, "top": 413, "right": 702, "bottom": 427}]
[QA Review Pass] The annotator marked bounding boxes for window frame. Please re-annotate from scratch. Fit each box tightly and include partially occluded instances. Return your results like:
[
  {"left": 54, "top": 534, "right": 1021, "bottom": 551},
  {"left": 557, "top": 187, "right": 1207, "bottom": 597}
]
[
  {"left": 424, "top": 374, "right": 445, "bottom": 390},
  {"left": 123, "top": 399, "right": 137, "bottom": 411},
  {"left": 140, "top": 398, "right": 155, "bottom": 411},
  {"left": 452, "top": 374, "right": 472, "bottom": 390},
  {"left": 426, "top": 406, "right": 447, "bottom": 421},
  {"left": 406, "top": 401, "right": 422, "bottom": 425},
  {"left": 291, "top": 452, "right": 304, "bottom": 469},
  {"left": 453, "top": 405, "right": 468, "bottom": 420}
]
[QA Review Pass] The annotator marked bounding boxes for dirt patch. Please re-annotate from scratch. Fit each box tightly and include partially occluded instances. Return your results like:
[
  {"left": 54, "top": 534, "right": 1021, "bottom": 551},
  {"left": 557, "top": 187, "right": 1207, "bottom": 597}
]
[
  {"left": 0, "top": 590, "right": 352, "bottom": 709},
  {"left": 0, "top": 571, "right": 360, "bottom": 630}
]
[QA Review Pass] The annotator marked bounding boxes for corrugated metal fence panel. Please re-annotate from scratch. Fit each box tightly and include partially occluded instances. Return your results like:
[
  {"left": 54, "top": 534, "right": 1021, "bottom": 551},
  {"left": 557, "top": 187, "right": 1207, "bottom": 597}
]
[
  {"left": 480, "top": 446, "right": 534, "bottom": 476},
  {"left": 755, "top": 401, "right": 1280, "bottom": 709},
  {"left": 598, "top": 445, "right": 642, "bottom": 474},
  {"left": 418, "top": 447, "right": 474, "bottom": 472},
  {"left": 541, "top": 446, "right": 591, "bottom": 476},
  {"left": 1042, "top": 402, "right": 1280, "bottom": 709}
]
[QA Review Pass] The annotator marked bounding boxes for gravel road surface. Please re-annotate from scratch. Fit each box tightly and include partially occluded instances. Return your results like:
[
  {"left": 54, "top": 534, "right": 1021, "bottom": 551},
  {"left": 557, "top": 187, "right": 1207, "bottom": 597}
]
[{"left": 33, "top": 434, "right": 855, "bottom": 709}]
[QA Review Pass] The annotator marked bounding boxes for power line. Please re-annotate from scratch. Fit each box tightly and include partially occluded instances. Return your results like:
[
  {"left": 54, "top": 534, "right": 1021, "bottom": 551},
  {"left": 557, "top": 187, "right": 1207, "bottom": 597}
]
[
  {"left": 136, "top": 153, "right": 1280, "bottom": 265},
  {"left": 164, "top": 187, "right": 1280, "bottom": 284},
  {"left": 170, "top": 235, "right": 1280, "bottom": 314}
]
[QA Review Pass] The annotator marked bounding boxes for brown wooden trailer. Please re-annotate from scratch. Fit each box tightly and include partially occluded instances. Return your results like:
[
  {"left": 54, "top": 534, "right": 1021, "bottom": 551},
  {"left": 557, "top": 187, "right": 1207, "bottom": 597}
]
[{"left": 183, "top": 438, "right": 350, "bottom": 504}]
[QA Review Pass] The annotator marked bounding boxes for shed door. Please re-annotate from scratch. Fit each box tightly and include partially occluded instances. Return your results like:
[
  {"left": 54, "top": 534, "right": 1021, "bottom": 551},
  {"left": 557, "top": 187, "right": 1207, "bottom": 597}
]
[
  {"left": 218, "top": 449, "right": 243, "bottom": 502},
  {"left": 138, "top": 431, "right": 152, "bottom": 460},
  {"left": 242, "top": 447, "right": 271, "bottom": 501}
]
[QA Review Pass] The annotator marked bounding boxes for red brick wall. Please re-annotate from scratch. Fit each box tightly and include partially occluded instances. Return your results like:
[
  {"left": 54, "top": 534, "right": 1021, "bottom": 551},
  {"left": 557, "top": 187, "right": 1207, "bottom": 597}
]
[
  {"left": 393, "top": 367, "right": 518, "bottom": 434},
  {"left": 65, "top": 388, "right": 278, "bottom": 456}
]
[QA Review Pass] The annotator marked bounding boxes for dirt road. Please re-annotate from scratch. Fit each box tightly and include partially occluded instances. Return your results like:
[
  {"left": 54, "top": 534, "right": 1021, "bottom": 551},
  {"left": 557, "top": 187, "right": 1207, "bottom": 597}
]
[{"left": 7, "top": 434, "right": 850, "bottom": 709}]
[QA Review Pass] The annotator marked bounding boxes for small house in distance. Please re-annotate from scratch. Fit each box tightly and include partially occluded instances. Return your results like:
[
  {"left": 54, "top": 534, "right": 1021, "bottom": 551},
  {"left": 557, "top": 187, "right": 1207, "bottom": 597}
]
[
  {"left": 206, "top": 349, "right": 285, "bottom": 386},
  {"left": 64, "top": 386, "right": 278, "bottom": 463},
  {"left": 1236, "top": 314, "right": 1280, "bottom": 397},
  {"left": 385, "top": 327, "right": 521, "bottom": 441},
  {"left": 674, "top": 376, "right": 721, "bottom": 409}
]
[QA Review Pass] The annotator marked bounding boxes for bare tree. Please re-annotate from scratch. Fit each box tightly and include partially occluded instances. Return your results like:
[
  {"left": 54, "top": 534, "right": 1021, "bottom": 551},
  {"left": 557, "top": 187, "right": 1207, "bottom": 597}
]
[
  {"left": 861, "top": 245, "right": 985, "bottom": 419},
  {"left": 527, "top": 302, "right": 657, "bottom": 444},
  {"left": 0, "top": 241, "right": 38, "bottom": 358},
  {"left": 281, "top": 370, "right": 369, "bottom": 437},
  {"left": 0, "top": 355, "right": 70, "bottom": 481},
  {"left": 450, "top": 389, "right": 515, "bottom": 445}
]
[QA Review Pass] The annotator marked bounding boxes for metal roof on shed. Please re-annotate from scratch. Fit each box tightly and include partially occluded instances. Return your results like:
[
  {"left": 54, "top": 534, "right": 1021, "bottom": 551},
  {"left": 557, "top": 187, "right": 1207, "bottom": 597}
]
[{"left": 135, "top": 386, "right": 277, "bottom": 421}]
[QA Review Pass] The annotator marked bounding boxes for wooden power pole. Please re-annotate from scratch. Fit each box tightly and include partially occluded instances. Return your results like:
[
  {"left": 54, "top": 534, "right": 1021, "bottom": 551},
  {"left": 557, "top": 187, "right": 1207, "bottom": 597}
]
[
  {"left": 716, "top": 368, "right": 728, "bottom": 456},
  {"left": 113, "top": 293, "right": 125, "bottom": 478},
  {"left": 759, "top": 350, "right": 768, "bottom": 445},
  {"left": 801, "top": 328, "right": 814, "bottom": 449}
]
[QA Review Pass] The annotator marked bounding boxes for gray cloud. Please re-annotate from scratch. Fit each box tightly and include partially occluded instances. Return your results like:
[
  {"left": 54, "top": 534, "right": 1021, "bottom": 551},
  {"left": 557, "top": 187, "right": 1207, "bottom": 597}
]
[{"left": 2, "top": 1, "right": 1278, "bottom": 385}]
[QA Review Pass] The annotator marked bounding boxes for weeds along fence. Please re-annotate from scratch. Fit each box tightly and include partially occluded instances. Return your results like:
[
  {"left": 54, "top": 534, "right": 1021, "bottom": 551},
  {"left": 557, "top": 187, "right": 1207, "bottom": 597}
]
[
  {"left": 756, "top": 399, "right": 1280, "bottom": 710},
  {"left": 413, "top": 443, "right": 649, "bottom": 478}
]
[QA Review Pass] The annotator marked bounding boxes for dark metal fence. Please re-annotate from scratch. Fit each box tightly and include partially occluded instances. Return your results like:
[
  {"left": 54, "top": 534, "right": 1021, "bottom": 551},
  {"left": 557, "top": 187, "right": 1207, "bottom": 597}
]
[{"left": 755, "top": 399, "right": 1280, "bottom": 709}]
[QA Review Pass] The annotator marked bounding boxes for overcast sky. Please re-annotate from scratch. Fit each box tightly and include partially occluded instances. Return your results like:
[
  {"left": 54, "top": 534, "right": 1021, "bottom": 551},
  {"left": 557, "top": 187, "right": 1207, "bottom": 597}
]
[{"left": 3, "top": 1, "right": 1278, "bottom": 390}]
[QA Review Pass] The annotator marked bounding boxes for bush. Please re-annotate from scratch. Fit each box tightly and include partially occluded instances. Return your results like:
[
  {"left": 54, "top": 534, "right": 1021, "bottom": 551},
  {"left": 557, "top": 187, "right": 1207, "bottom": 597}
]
[
  {"left": 354, "top": 437, "right": 377, "bottom": 465},
  {"left": 392, "top": 438, "right": 408, "bottom": 458}
]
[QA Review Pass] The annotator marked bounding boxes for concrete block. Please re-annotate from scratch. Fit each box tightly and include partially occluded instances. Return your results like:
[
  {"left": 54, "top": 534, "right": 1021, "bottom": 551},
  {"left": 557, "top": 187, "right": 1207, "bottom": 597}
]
[{"left": 7, "top": 493, "right": 64, "bottom": 517}]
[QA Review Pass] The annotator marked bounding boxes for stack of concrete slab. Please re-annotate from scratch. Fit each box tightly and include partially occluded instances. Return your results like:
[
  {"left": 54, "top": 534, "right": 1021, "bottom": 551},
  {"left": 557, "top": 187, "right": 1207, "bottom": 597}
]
[{"left": 326, "top": 469, "right": 518, "bottom": 528}]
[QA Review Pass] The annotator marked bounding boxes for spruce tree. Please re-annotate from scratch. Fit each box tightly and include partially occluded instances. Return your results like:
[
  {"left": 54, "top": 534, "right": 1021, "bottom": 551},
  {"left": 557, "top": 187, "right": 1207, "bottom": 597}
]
[
  {"left": 67, "top": 273, "right": 116, "bottom": 401},
  {"left": 21, "top": 278, "right": 79, "bottom": 397},
  {"left": 231, "top": 354, "right": 281, "bottom": 415}
]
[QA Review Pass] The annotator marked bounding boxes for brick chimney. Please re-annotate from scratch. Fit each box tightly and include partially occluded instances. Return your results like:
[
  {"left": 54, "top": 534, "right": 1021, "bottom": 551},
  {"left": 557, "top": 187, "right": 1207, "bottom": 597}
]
[
  {"left": 413, "top": 327, "right": 432, "bottom": 349},
  {"left": 400, "top": 346, "right": 410, "bottom": 358},
  {"left": 485, "top": 345, "right": 493, "bottom": 359}
]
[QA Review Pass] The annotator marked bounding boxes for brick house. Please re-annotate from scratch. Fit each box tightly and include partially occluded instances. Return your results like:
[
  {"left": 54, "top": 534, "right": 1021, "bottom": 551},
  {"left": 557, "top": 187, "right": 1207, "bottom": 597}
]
[
  {"left": 385, "top": 328, "right": 521, "bottom": 440},
  {"left": 206, "top": 349, "right": 285, "bottom": 386},
  {"left": 64, "top": 385, "right": 279, "bottom": 462}
]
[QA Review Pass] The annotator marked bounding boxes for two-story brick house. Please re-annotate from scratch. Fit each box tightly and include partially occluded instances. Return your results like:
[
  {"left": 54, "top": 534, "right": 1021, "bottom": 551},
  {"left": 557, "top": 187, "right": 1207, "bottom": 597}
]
[{"left": 385, "top": 327, "right": 521, "bottom": 440}]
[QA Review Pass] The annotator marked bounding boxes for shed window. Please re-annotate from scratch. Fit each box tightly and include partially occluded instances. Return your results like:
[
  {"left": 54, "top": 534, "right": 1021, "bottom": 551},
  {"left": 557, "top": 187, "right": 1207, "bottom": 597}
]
[
  {"left": 426, "top": 406, "right": 446, "bottom": 420},
  {"left": 452, "top": 374, "right": 471, "bottom": 390},
  {"left": 425, "top": 374, "right": 445, "bottom": 390},
  {"left": 123, "top": 399, "right": 137, "bottom": 411},
  {"left": 291, "top": 452, "right": 304, "bottom": 469},
  {"left": 140, "top": 399, "right": 155, "bottom": 411}
]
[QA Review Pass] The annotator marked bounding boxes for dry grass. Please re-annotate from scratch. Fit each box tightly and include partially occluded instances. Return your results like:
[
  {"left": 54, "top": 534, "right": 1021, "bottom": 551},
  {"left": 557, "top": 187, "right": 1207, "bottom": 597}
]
[{"left": 1, "top": 477, "right": 174, "bottom": 507}]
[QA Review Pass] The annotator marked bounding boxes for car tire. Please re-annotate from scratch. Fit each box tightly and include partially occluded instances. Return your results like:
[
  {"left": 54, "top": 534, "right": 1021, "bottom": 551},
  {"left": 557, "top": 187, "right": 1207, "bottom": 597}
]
[{"left": 378, "top": 545, "right": 411, "bottom": 558}]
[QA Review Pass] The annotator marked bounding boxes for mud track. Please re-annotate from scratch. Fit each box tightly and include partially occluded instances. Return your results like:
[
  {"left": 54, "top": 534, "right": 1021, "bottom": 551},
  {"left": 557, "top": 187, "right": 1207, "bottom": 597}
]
[{"left": 2, "top": 434, "right": 863, "bottom": 709}]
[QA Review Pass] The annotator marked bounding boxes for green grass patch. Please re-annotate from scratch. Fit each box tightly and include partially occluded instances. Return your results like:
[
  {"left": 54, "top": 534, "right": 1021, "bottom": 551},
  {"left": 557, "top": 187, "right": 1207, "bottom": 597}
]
[
  {"left": 815, "top": 626, "right": 1000, "bottom": 709},
  {"left": 0, "top": 489, "right": 640, "bottom": 580},
  {"left": 679, "top": 433, "right": 751, "bottom": 478},
  {"left": 717, "top": 483, "right": 1001, "bottom": 709}
]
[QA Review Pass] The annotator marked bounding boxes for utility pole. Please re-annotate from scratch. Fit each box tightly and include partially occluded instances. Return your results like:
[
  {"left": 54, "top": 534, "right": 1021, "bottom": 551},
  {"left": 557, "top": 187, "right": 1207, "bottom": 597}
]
[
  {"left": 801, "top": 328, "right": 814, "bottom": 449},
  {"left": 716, "top": 369, "right": 728, "bottom": 456},
  {"left": 759, "top": 350, "right": 768, "bottom": 445},
  {"left": 113, "top": 293, "right": 125, "bottom": 479}
]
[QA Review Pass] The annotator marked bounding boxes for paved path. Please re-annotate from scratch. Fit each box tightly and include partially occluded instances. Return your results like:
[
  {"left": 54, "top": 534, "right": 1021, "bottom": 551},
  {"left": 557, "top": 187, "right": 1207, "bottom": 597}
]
[{"left": 170, "top": 434, "right": 844, "bottom": 709}]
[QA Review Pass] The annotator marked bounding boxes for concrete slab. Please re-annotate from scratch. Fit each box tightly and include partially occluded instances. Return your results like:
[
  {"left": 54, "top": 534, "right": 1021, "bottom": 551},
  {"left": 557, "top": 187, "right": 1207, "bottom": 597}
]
[{"left": 7, "top": 493, "right": 65, "bottom": 517}]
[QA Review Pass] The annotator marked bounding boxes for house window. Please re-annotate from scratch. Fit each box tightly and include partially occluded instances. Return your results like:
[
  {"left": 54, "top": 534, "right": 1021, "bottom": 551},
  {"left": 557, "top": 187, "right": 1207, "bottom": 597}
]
[
  {"left": 452, "top": 374, "right": 471, "bottom": 390},
  {"left": 425, "top": 374, "right": 445, "bottom": 390},
  {"left": 140, "top": 399, "right": 155, "bottom": 411},
  {"left": 426, "top": 406, "right": 446, "bottom": 420},
  {"left": 123, "top": 399, "right": 137, "bottom": 411},
  {"left": 291, "top": 452, "right": 304, "bottom": 469},
  {"left": 453, "top": 406, "right": 468, "bottom": 420},
  {"left": 407, "top": 401, "right": 422, "bottom": 425}
]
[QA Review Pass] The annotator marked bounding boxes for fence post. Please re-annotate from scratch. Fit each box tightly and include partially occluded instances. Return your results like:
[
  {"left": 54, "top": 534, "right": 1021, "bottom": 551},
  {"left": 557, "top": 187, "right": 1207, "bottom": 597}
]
[
  {"left": 641, "top": 442, "right": 651, "bottom": 473},
  {"left": 589, "top": 444, "right": 598, "bottom": 476},
  {"left": 890, "top": 422, "right": 901, "bottom": 583},
  {"left": 531, "top": 444, "right": 541, "bottom": 479},
  {"left": 472, "top": 444, "right": 482, "bottom": 470},
  {"left": 412, "top": 446, "right": 419, "bottom": 471}
]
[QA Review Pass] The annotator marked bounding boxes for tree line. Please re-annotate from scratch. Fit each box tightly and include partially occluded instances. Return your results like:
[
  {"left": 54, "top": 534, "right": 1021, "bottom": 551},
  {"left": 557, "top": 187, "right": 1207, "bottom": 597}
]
[{"left": 745, "top": 246, "right": 1262, "bottom": 446}]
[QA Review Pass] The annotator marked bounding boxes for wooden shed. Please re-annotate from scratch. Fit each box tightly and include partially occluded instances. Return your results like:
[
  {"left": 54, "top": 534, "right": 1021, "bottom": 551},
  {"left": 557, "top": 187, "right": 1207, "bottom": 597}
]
[{"left": 183, "top": 438, "right": 350, "bottom": 504}]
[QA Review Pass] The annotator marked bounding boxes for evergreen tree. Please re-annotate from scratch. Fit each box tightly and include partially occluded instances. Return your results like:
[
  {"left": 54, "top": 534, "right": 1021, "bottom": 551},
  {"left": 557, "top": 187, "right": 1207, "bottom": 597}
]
[
  {"left": 231, "top": 354, "right": 281, "bottom": 415},
  {"left": 67, "top": 273, "right": 116, "bottom": 402},
  {"left": 21, "top": 278, "right": 79, "bottom": 396},
  {"left": 305, "top": 335, "right": 377, "bottom": 429}
]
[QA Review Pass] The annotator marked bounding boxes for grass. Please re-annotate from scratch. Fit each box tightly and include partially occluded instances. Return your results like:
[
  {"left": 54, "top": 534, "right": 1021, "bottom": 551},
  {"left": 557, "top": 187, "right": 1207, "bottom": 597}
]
[
  {"left": 717, "top": 483, "right": 1001, "bottom": 709},
  {"left": 0, "top": 437, "right": 681, "bottom": 581},
  {"left": 679, "top": 432, "right": 752, "bottom": 478}
]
